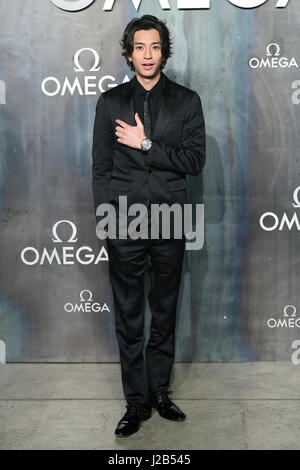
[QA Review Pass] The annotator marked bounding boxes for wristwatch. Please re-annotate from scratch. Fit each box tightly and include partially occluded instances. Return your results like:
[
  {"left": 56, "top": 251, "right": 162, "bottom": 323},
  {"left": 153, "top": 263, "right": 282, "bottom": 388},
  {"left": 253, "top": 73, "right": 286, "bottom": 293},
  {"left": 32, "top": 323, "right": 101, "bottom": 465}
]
[{"left": 141, "top": 137, "right": 152, "bottom": 152}]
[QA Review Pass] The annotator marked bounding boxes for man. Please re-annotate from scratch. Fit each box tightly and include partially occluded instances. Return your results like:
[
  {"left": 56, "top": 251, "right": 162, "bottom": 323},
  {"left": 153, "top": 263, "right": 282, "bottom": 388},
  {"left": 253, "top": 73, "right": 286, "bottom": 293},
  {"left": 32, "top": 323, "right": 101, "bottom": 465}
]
[{"left": 92, "top": 15, "right": 206, "bottom": 438}]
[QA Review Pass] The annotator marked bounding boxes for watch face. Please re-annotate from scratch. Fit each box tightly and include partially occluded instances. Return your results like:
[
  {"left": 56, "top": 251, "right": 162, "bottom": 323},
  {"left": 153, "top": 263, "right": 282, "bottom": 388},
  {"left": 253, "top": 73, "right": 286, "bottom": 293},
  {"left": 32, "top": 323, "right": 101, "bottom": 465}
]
[{"left": 142, "top": 138, "right": 152, "bottom": 151}]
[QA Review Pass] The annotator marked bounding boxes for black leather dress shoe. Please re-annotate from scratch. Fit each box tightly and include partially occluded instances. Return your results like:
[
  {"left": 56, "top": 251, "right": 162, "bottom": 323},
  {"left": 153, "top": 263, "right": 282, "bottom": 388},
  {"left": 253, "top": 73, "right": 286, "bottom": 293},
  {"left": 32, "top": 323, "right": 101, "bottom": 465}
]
[
  {"left": 115, "top": 402, "right": 152, "bottom": 438},
  {"left": 150, "top": 390, "right": 186, "bottom": 421}
]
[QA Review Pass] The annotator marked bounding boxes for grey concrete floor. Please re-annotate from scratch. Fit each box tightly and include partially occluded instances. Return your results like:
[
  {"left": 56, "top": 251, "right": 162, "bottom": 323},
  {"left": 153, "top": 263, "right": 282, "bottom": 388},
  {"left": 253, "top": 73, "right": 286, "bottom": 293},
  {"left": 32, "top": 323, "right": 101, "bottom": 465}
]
[{"left": 1, "top": 362, "right": 300, "bottom": 450}]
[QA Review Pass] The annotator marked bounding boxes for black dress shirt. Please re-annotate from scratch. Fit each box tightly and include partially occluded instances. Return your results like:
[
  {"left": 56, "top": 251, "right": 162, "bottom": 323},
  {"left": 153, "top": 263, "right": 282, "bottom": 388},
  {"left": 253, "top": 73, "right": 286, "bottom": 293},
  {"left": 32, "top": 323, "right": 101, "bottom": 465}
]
[{"left": 133, "top": 74, "right": 163, "bottom": 138}]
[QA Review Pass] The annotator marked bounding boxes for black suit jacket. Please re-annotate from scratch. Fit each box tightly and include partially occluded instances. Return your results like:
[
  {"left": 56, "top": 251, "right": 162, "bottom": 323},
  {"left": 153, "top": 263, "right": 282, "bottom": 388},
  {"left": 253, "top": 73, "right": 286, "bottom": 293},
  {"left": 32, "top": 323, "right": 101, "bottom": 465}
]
[{"left": 92, "top": 71, "right": 206, "bottom": 233}]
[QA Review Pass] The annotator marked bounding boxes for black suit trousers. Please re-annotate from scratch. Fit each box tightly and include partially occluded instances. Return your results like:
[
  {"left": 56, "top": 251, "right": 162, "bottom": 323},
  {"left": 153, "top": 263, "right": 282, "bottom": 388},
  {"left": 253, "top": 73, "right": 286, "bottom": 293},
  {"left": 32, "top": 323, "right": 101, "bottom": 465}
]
[{"left": 106, "top": 217, "right": 185, "bottom": 405}]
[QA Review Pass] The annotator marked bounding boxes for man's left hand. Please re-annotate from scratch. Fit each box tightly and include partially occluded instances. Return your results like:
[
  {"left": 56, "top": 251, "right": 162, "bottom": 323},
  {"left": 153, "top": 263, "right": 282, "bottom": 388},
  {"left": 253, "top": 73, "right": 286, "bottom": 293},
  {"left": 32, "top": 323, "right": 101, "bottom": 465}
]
[{"left": 115, "top": 113, "right": 146, "bottom": 150}]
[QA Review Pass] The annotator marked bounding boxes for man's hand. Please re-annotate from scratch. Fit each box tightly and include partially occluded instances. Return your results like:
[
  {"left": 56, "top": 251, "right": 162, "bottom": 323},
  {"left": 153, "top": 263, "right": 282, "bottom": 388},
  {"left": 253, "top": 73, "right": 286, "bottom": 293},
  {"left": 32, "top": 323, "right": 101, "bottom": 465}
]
[{"left": 115, "top": 113, "right": 146, "bottom": 150}]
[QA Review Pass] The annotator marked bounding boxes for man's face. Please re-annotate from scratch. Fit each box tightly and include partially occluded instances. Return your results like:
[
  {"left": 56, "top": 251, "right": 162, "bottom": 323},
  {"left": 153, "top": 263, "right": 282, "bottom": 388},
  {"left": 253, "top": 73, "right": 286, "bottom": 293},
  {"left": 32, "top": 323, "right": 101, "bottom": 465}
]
[{"left": 128, "top": 28, "right": 163, "bottom": 79}]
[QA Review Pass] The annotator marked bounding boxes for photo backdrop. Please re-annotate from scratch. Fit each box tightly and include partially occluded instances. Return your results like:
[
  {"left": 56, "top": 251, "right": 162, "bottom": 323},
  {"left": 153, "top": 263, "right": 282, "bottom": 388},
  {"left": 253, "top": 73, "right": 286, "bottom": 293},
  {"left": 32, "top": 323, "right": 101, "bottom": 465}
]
[{"left": 0, "top": 0, "right": 299, "bottom": 362}]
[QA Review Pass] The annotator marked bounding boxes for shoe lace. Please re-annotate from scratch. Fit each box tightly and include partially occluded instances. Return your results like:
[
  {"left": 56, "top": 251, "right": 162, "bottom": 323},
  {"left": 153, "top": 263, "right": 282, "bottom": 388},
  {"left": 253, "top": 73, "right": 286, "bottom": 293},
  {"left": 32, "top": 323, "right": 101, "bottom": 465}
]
[
  {"left": 125, "top": 402, "right": 146, "bottom": 419},
  {"left": 154, "top": 390, "right": 173, "bottom": 405}
]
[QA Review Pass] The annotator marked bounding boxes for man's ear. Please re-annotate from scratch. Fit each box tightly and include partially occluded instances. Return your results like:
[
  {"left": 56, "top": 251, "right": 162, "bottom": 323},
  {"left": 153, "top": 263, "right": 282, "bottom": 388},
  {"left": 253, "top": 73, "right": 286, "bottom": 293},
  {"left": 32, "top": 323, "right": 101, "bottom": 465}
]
[{"left": 127, "top": 56, "right": 134, "bottom": 71}]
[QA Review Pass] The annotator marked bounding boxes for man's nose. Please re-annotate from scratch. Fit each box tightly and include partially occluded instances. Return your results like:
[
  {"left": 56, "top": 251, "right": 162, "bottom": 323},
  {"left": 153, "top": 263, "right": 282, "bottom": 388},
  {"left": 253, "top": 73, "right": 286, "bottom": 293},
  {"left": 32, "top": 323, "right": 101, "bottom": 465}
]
[{"left": 144, "top": 48, "right": 152, "bottom": 58}]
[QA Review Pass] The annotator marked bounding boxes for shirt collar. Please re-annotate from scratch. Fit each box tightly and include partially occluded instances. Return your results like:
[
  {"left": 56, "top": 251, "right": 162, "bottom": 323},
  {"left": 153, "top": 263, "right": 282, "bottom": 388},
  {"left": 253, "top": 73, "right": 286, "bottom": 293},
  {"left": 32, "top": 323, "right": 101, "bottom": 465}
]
[{"left": 133, "top": 74, "right": 163, "bottom": 97}]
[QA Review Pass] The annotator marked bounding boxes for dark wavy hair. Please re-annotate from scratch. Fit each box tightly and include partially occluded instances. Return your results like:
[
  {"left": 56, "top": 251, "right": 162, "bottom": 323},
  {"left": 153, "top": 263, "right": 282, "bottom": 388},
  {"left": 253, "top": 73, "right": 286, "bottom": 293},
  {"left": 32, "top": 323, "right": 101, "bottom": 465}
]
[{"left": 120, "top": 15, "right": 173, "bottom": 71}]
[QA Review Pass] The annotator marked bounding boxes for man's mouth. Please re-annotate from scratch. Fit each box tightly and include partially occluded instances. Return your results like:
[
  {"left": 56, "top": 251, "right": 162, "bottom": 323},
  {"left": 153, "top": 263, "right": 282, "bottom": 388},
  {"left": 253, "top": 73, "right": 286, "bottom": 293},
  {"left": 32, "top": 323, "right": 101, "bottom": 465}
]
[{"left": 142, "top": 63, "right": 154, "bottom": 69}]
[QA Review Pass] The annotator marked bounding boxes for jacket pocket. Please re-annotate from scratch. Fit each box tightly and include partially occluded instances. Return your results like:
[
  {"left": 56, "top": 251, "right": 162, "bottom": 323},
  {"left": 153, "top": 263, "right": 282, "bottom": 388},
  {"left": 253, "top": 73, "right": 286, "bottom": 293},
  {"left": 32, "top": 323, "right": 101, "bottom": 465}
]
[
  {"left": 167, "top": 179, "right": 187, "bottom": 191},
  {"left": 109, "top": 179, "right": 133, "bottom": 192}
]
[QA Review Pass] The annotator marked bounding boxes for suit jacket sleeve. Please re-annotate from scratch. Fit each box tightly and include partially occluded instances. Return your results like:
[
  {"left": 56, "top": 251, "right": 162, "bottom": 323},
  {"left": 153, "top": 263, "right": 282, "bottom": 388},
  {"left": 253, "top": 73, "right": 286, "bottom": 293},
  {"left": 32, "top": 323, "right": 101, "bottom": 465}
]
[
  {"left": 92, "top": 93, "right": 114, "bottom": 223},
  {"left": 147, "top": 91, "right": 206, "bottom": 176}
]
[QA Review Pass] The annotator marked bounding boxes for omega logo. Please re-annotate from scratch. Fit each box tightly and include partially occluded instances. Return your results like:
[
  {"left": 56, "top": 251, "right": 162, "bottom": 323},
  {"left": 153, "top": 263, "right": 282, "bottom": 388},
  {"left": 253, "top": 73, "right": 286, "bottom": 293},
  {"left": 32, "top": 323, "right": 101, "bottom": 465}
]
[
  {"left": 0, "top": 80, "right": 6, "bottom": 105},
  {"left": 266, "top": 43, "right": 281, "bottom": 57},
  {"left": 41, "top": 48, "right": 130, "bottom": 96},
  {"left": 20, "top": 219, "right": 108, "bottom": 265},
  {"left": 249, "top": 43, "right": 298, "bottom": 70},
  {"left": 49, "top": 0, "right": 290, "bottom": 13},
  {"left": 73, "top": 48, "right": 100, "bottom": 72},
  {"left": 259, "top": 187, "right": 300, "bottom": 232},
  {"left": 64, "top": 289, "right": 110, "bottom": 313},
  {"left": 267, "top": 305, "right": 300, "bottom": 329}
]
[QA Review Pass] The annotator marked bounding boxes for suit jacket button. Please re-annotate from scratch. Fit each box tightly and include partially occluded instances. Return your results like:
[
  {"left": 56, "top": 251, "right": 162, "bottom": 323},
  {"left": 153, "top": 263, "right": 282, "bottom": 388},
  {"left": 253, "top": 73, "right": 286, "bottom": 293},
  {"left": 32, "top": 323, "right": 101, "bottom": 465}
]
[{"left": 148, "top": 168, "right": 152, "bottom": 173}]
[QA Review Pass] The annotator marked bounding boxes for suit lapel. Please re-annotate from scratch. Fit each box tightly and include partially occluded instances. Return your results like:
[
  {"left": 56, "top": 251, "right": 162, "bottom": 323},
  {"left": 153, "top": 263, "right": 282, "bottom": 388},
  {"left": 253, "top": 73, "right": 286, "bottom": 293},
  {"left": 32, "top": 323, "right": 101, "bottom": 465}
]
[
  {"left": 119, "top": 71, "right": 176, "bottom": 139},
  {"left": 119, "top": 76, "right": 136, "bottom": 126},
  {"left": 153, "top": 73, "right": 176, "bottom": 140}
]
